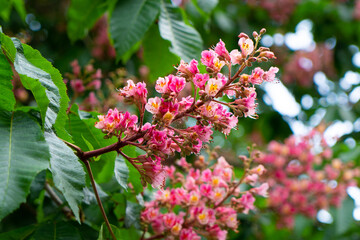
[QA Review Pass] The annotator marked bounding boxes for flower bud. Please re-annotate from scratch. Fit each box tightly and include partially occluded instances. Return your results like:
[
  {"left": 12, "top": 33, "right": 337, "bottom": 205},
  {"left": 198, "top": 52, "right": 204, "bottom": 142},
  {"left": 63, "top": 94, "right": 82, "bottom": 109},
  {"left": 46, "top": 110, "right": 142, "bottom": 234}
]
[{"left": 260, "top": 28, "right": 266, "bottom": 35}]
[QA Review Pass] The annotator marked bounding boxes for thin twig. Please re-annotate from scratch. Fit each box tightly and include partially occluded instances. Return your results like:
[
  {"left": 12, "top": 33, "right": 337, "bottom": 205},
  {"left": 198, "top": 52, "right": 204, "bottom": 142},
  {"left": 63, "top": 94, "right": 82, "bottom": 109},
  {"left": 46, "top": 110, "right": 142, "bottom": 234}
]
[
  {"left": 44, "top": 182, "right": 74, "bottom": 219},
  {"left": 84, "top": 160, "right": 117, "bottom": 240}
]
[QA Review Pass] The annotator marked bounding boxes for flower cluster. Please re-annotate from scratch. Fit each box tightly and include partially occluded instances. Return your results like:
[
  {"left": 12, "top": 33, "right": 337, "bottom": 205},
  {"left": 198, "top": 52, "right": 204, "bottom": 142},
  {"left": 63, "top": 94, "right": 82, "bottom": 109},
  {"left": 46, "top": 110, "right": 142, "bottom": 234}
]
[
  {"left": 254, "top": 128, "right": 359, "bottom": 228},
  {"left": 95, "top": 29, "right": 279, "bottom": 188},
  {"left": 141, "top": 153, "right": 269, "bottom": 240},
  {"left": 282, "top": 44, "right": 335, "bottom": 87}
]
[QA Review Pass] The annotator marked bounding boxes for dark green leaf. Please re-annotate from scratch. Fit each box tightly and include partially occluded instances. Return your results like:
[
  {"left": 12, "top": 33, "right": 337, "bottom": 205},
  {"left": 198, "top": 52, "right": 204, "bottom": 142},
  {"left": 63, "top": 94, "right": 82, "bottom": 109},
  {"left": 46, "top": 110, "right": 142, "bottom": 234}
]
[
  {"left": 114, "top": 155, "right": 129, "bottom": 190},
  {"left": 83, "top": 183, "right": 108, "bottom": 205},
  {"left": 122, "top": 145, "right": 143, "bottom": 194},
  {"left": 159, "top": 0, "right": 203, "bottom": 62},
  {"left": 12, "top": 0, "right": 26, "bottom": 21},
  {"left": 97, "top": 223, "right": 139, "bottom": 240},
  {"left": 336, "top": 196, "right": 355, "bottom": 235},
  {"left": 0, "top": 111, "right": 49, "bottom": 220},
  {"left": 45, "top": 131, "right": 85, "bottom": 222},
  {"left": 0, "top": 224, "right": 37, "bottom": 240},
  {"left": 66, "top": 104, "right": 116, "bottom": 183},
  {"left": 0, "top": 0, "right": 12, "bottom": 22},
  {"left": 31, "top": 221, "right": 82, "bottom": 240},
  {"left": 0, "top": 51, "right": 15, "bottom": 111},
  {"left": 109, "top": 0, "right": 161, "bottom": 61},
  {"left": 67, "top": 0, "right": 110, "bottom": 42},
  {"left": 143, "top": 23, "right": 179, "bottom": 82}
]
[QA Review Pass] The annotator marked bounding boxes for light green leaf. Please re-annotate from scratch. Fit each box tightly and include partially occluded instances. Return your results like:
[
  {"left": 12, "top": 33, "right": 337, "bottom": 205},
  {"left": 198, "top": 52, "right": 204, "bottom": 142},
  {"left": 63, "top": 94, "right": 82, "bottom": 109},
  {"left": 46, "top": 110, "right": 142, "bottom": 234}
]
[
  {"left": 45, "top": 131, "right": 85, "bottom": 222},
  {"left": 0, "top": 51, "right": 15, "bottom": 111},
  {"left": 67, "top": 0, "right": 109, "bottom": 42},
  {"left": 122, "top": 145, "right": 143, "bottom": 194},
  {"left": 66, "top": 104, "right": 117, "bottom": 183},
  {"left": 125, "top": 201, "right": 142, "bottom": 229},
  {"left": 143, "top": 23, "right": 179, "bottom": 82},
  {"left": 336, "top": 196, "right": 355, "bottom": 235},
  {"left": 109, "top": 0, "right": 161, "bottom": 61},
  {"left": 0, "top": 0, "right": 13, "bottom": 22},
  {"left": 159, "top": 0, "right": 203, "bottom": 62},
  {"left": 30, "top": 221, "right": 82, "bottom": 240},
  {"left": 0, "top": 111, "right": 49, "bottom": 220},
  {"left": 0, "top": 30, "right": 17, "bottom": 62},
  {"left": 97, "top": 223, "right": 139, "bottom": 240},
  {"left": 19, "top": 41, "right": 71, "bottom": 140},
  {"left": 197, "top": 0, "right": 218, "bottom": 13},
  {"left": 114, "top": 155, "right": 129, "bottom": 190}
]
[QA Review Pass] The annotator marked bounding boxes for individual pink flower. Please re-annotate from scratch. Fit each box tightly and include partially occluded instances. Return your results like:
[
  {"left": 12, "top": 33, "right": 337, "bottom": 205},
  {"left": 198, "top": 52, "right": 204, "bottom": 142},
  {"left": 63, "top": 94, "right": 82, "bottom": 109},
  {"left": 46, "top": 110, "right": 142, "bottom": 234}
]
[
  {"left": 251, "top": 183, "right": 269, "bottom": 197},
  {"left": 179, "top": 228, "right": 201, "bottom": 240},
  {"left": 230, "top": 49, "right": 242, "bottom": 65},
  {"left": 155, "top": 77, "right": 169, "bottom": 93},
  {"left": 263, "top": 66, "right": 279, "bottom": 82},
  {"left": 146, "top": 97, "right": 161, "bottom": 114},
  {"left": 249, "top": 67, "right": 265, "bottom": 85},
  {"left": 214, "top": 39, "right": 231, "bottom": 61},
  {"left": 71, "top": 79, "right": 85, "bottom": 93},
  {"left": 201, "top": 50, "right": 216, "bottom": 68},
  {"left": 168, "top": 75, "right": 186, "bottom": 93},
  {"left": 239, "top": 192, "right": 255, "bottom": 214},
  {"left": 205, "top": 78, "right": 223, "bottom": 97},
  {"left": 238, "top": 37, "right": 254, "bottom": 57},
  {"left": 193, "top": 73, "right": 209, "bottom": 89}
]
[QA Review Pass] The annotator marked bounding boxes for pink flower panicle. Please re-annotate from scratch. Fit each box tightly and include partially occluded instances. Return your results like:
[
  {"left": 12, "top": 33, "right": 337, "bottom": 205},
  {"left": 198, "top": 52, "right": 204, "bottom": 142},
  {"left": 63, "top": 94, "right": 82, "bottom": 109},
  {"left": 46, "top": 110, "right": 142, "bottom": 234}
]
[
  {"left": 95, "top": 30, "right": 278, "bottom": 188},
  {"left": 254, "top": 128, "right": 360, "bottom": 228},
  {"left": 142, "top": 153, "right": 269, "bottom": 239}
]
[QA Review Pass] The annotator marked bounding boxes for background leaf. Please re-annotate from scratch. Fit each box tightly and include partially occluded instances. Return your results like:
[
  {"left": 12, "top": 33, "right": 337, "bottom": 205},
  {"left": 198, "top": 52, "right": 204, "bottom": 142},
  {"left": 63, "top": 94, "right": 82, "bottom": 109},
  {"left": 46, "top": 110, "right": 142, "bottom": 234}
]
[
  {"left": 0, "top": 111, "right": 49, "bottom": 220},
  {"left": 67, "top": 0, "right": 110, "bottom": 42},
  {"left": 97, "top": 223, "right": 139, "bottom": 240},
  {"left": 109, "top": 0, "right": 161, "bottom": 61},
  {"left": 30, "top": 221, "right": 82, "bottom": 240},
  {"left": 114, "top": 155, "right": 129, "bottom": 190},
  {"left": 45, "top": 131, "right": 86, "bottom": 222},
  {"left": 0, "top": 51, "right": 15, "bottom": 111},
  {"left": 158, "top": 0, "right": 203, "bottom": 62},
  {"left": 143, "top": 23, "right": 179, "bottom": 82}
]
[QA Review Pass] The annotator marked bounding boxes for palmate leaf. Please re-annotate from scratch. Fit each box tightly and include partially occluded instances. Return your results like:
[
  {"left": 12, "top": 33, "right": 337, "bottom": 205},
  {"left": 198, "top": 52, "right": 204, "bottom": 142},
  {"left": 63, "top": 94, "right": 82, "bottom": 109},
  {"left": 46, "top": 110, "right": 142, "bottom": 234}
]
[
  {"left": 109, "top": 0, "right": 160, "bottom": 61},
  {"left": 158, "top": 0, "right": 203, "bottom": 62},
  {"left": 0, "top": 51, "right": 15, "bottom": 111},
  {"left": 0, "top": 111, "right": 49, "bottom": 220},
  {"left": 143, "top": 23, "right": 179, "bottom": 82},
  {"left": 11, "top": 39, "right": 70, "bottom": 140},
  {"left": 67, "top": 0, "right": 110, "bottom": 42},
  {"left": 45, "top": 131, "right": 85, "bottom": 222}
]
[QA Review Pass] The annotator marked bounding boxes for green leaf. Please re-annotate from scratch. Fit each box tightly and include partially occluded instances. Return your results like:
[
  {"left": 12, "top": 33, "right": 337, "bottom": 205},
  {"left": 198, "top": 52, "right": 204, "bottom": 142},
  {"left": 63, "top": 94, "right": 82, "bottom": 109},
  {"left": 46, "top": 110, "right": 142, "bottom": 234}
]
[
  {"left": 67, "top": 0, "right": 109, "bottom": 42},
  {"left": 159, "top": 0, "right": 203, "bottom": 62},
  {"left": 124, "top": 201, "right": 142, "bottom": 229},
  {"left": 114, "top": 155, "right": 129, "bottom": 190},
  {"left": 197, "top": 0, "right": 218, "bottom": 13},
  {"left": 0, "top": 111, "right": 49, "bottom": 220},
  {"left": 336, "top": 196, "right": 355, "bottom": 235},
  {"left": 0, "top": 51, "right": 15, "bottom": 111},
  {"left": 30, "top": 221, "right": 82, "bottom": 240},
  {"left": 12, "top": 0, "right": 26, "bottom": 21},
  {"left": 45, "top": 131, "right": 85, "bottom": 222},
  {"left": 19, "top": 41, "right": 70, "bottom": 140},
  {"left": 66, "top": 104, "right": 117, "bottom": 183},
  {"left": 0, "top": 30, "right": 17, "bottom": 62},
  {"left": 143, "top": 23, "right": 179, "bottom": 82},
  {"left": 97, "top": 223, "right": 139, "bottom": 240},
  {"left": 109, "top": 0, "right": 161, "bottom": 61},
  {"left": 0, "top": 224, "right": 37, "bottom": 240},
  {"left": 122, "top": 145, "right": 143, "bottom": 194},
  {"left": 0, "top": 0, "right": 13, "bottom": 22}
]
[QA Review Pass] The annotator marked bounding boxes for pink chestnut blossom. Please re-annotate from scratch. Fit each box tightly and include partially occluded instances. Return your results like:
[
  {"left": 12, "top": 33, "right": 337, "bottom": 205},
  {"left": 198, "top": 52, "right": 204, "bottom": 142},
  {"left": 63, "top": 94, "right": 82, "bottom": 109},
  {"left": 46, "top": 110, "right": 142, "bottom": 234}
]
[
  {"left": 214, "top": 39, "right": 231, "bottom": 61},
  {"left": 238, "top": 37, "right": 254, "bottom": 57},
  {"left": 249, "top": 67, "right": 265, "bottom": 85},
  {"left": 168, "top": 75, "right": 186, "bottom": 93},
  {"left": 193, "top": 73, "right": 209, "bottom": 89},
  {"left": 145, "top": 97, "right": 161, "bottom": 114}
]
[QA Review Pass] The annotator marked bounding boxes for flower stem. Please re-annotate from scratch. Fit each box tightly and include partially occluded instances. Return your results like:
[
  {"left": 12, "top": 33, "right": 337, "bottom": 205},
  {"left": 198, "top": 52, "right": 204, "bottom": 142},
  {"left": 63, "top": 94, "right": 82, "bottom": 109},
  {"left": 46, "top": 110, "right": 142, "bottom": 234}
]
[{"left": 84, "top": 160, "right": 117, "bottom": 240}]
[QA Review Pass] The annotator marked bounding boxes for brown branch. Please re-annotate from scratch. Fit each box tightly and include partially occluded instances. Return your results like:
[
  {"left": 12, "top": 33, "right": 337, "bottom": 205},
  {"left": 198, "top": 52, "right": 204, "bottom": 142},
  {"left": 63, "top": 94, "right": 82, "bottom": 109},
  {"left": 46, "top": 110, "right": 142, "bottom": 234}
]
[
  {"left": 144, "top": 234, "right": 165, "bottom": 240},
  {"left": 44, "top": 182, "right": 74, "bottom": 219}
]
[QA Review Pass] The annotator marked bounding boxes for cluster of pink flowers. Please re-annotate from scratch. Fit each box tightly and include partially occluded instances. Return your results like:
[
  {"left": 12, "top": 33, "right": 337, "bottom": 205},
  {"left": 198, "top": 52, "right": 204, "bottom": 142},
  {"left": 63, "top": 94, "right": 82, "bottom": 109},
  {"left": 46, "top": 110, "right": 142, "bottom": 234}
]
[
  {"left": 141, "top": 154, "right": 269, "bottom": 239},
  {"left": 282, "top": 44, "right": 335, "bottom": 87},
  {"left": 91, "top": 16, "right": 116, "bottom": 60},
  {"left": 95, "top": 29, "right": 279, "bottom": 188},
  {"left": 254, "top": 128, "right": 359, "bottom": 228},
  {"left": 247, "top": 0, "right": 300, "bottom": 23}
]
